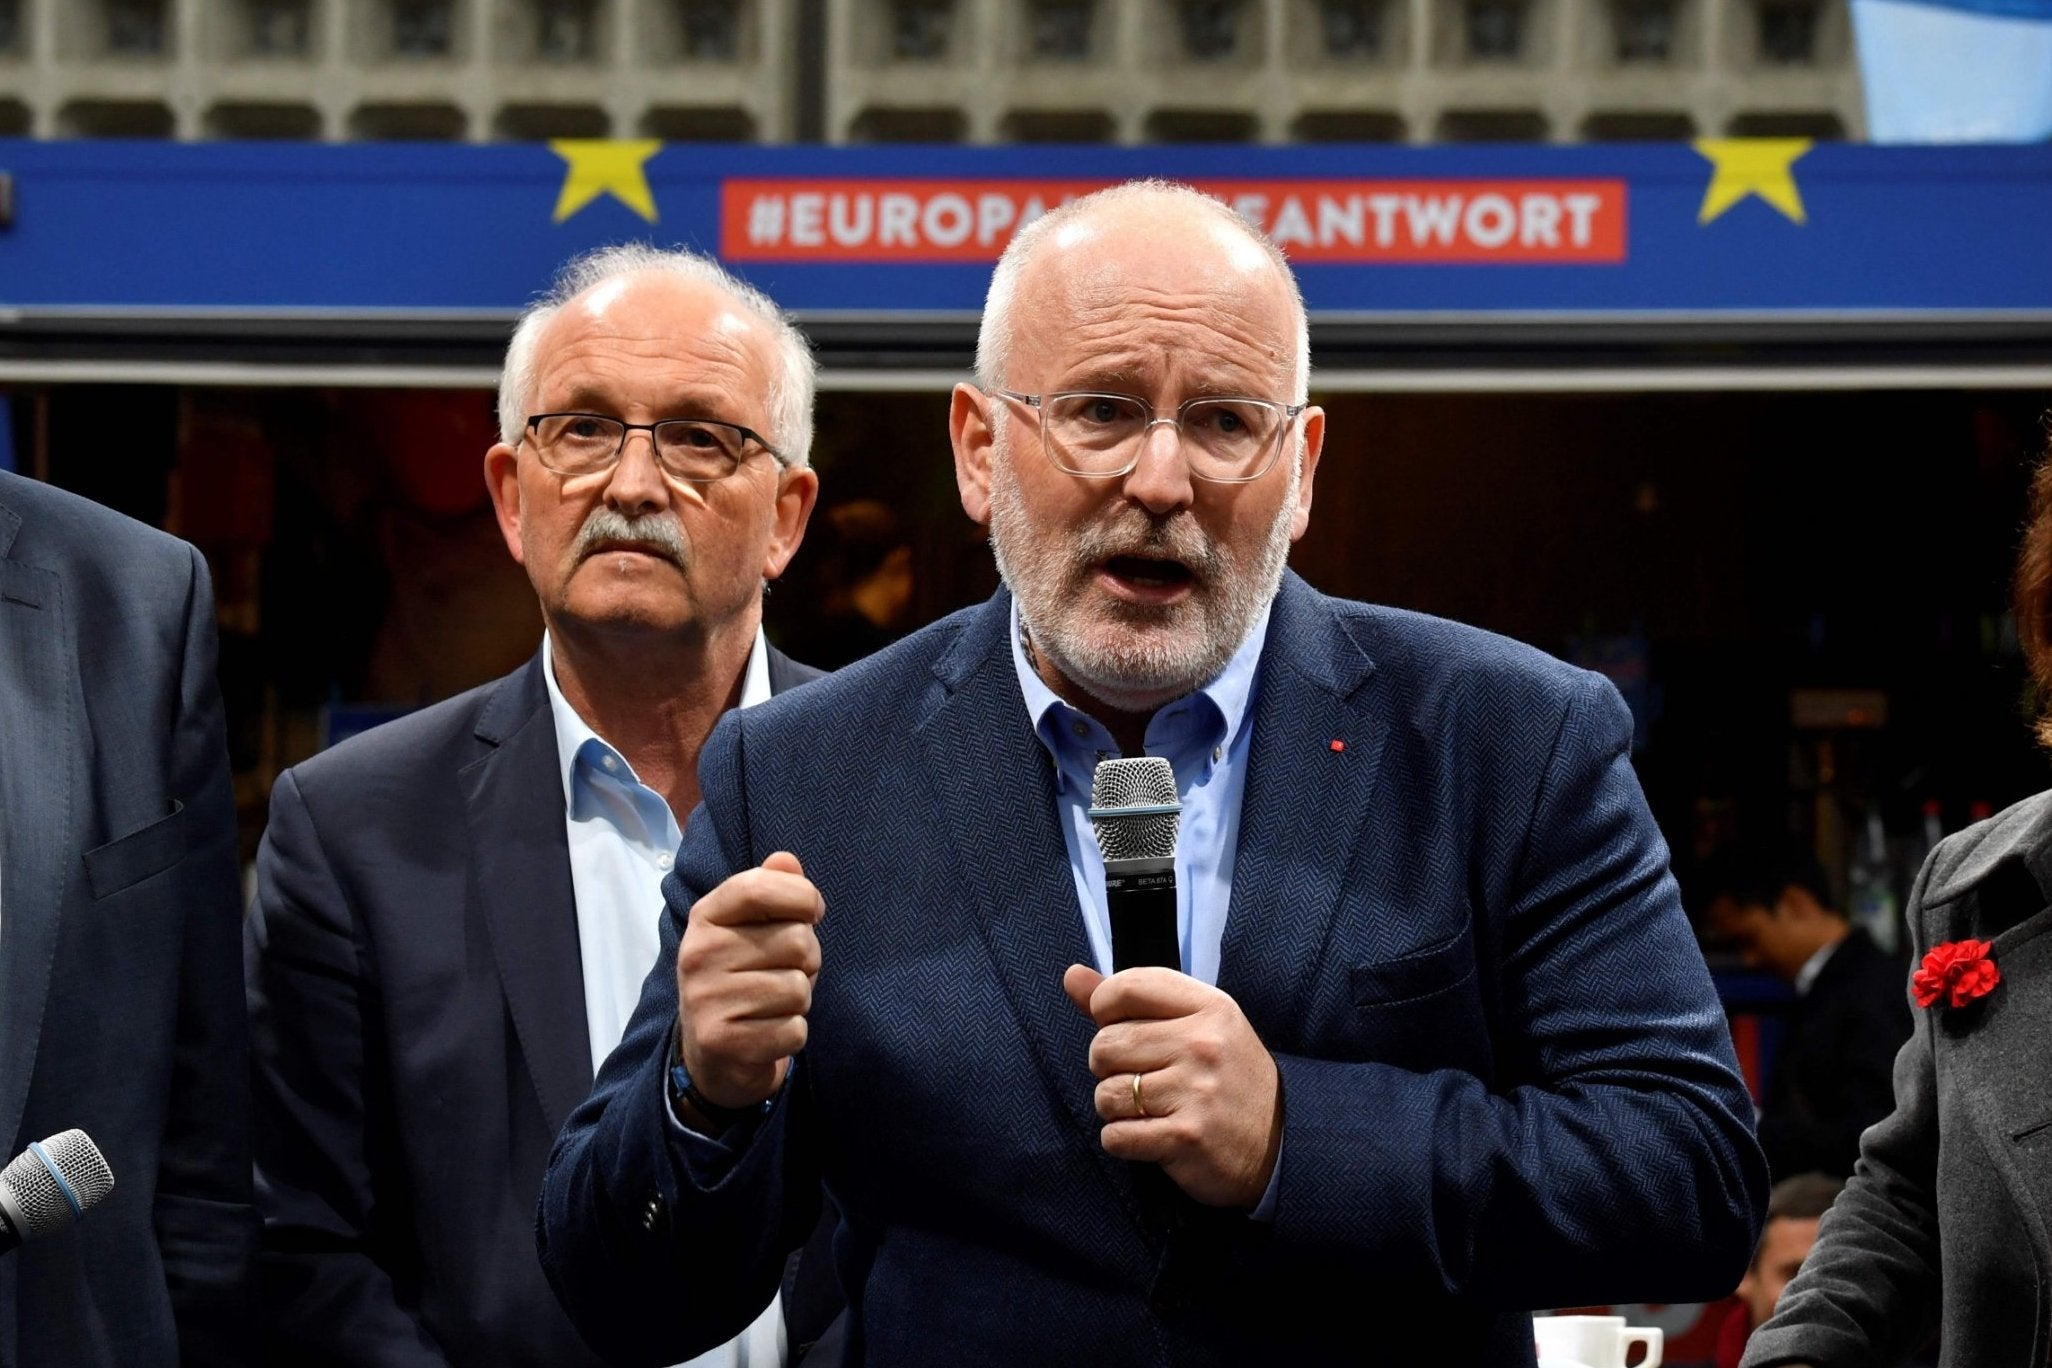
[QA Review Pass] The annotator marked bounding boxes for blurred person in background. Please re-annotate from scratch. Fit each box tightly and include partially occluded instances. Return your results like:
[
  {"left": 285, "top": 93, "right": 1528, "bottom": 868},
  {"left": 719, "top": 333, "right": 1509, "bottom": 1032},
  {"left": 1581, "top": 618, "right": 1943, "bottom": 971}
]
[
  {"left": 0, "top": 470, "right": 254, "bottom": 1366},
  {"left": 1704, "top": 845, "right": 1911, "bottom": 1179},
  {"left": 1743, "top": 443, "right": 2052, "bottom": 1368},
  {"left": 1716, "top": 1173, "right": 1841, "bottom": 1368},
  {"left": 245, "top": 245, "right": 835, "bottom": 1368}
]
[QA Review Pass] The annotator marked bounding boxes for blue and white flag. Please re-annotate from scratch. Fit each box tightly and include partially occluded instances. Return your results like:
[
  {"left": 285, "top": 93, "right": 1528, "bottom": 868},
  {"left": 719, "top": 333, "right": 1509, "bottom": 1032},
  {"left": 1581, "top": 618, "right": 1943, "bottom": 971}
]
[{"left": 1854, "top": 0, "right": 2052, "bottom": 142}]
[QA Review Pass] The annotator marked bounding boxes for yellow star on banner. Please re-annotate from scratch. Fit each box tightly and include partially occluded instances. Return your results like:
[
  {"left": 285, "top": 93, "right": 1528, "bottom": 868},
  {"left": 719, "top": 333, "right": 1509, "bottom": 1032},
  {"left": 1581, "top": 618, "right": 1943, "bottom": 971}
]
[
  {"left": 549, "top": 139, "right": 662, "bottom": 224},
  {"left": 1693, "top": 138, "right": 1813, "bottom": 226}
]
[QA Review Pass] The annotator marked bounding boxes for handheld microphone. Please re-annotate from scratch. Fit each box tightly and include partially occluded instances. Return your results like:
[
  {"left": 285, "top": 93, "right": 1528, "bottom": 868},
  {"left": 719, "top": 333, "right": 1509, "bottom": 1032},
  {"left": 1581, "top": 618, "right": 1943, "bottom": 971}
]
[
  {"left": 1089, "top": 757, "right": 1182, "bottom": 973},
  {"left": 0, "top": 1130, "right": 114, "bottom": 1256}
]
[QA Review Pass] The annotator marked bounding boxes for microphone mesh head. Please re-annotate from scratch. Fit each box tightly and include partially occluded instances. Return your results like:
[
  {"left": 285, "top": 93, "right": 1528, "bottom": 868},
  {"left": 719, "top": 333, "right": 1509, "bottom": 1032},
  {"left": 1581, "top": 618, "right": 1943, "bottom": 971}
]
[
  {"left": 1090, "top": 757, "right": 1179, "bottom": 862},
  {"left": 2, "top": 1131, "right": 113, "bottom": 1237}
]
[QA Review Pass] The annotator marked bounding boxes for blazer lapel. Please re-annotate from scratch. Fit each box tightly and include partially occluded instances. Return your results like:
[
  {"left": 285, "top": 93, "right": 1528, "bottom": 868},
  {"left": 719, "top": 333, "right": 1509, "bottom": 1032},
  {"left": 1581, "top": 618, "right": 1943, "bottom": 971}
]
[
  {"left": 1216, "top": 575, "right": 1384, "bottom": 1034},
  {"left": 462, "top": 657, "right": 592, "bottom": 1134},
  {"left": 0, "top": 505, "right": 73, "bottom": 1152},
  {"left": 912, "top": 597, "right": 1124, "bottom": 1188}
]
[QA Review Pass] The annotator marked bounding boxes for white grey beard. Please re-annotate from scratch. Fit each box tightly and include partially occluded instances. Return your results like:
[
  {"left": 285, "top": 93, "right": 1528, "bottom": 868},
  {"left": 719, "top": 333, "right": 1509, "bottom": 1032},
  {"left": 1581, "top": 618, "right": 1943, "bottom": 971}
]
[{"left": 988, "top": 432, "right": 1298, "bottom": 713}]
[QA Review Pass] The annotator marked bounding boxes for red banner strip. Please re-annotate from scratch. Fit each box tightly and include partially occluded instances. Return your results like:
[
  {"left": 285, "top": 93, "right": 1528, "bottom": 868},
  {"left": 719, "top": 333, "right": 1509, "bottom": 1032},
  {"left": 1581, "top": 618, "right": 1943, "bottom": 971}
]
[{"left": 720, "top": 178, "right": 1627, "bottom": 265}]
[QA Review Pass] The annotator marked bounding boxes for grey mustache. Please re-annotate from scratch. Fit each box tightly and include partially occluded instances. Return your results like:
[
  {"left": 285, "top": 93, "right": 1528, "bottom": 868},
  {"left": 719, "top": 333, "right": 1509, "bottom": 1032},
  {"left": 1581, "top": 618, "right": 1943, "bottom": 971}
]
[
  {"left": 574, "top": 509, "right": 689, "bottom": 567},
  {"left": 1077, "top": 515, "right": 1216, "bottom": 578}
]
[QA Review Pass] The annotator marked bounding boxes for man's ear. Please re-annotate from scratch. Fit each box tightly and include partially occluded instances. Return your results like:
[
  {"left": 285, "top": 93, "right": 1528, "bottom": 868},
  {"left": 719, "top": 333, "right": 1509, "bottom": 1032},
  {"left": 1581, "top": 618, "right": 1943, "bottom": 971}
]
[
  {"left": 762, "top": 465, "right": 820, "bottom": 582},
  {"left": 484, "top": 443, "right": 526, "bottom": 567},
  {"left": 951, "top": 384, "right": 996, "bottom": 527},
  {"left": 1289, "top": 405, "right": 1326, "bottom": 542}
]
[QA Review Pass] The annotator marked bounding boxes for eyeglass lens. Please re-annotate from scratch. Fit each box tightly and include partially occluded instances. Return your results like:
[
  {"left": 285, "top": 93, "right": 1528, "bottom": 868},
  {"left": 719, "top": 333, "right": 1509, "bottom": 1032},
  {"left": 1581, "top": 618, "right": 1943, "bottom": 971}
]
[
  {"left": 1040, "top": 394, "right": 1284, "bottom": 477},
  {"left": 530, "top": 414, "right": 749, "bottom": 480}
]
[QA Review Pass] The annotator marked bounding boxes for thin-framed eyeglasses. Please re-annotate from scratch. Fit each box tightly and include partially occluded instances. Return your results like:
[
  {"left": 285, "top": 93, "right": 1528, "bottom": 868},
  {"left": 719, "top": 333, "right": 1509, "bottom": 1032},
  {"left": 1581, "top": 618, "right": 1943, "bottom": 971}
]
[
  {"left": 990, "top": 391, "right": 1306, "bottom": 483},
  {"left": 522, "top": 412, "right": 782, "bottom": 483}
]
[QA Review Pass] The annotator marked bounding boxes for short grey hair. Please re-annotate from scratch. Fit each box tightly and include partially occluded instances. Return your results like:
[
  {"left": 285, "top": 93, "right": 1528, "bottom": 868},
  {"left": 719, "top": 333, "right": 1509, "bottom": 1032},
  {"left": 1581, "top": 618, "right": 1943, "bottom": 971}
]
[
  {"left": 973, "top": 179, "right": 1311, "bottom": 404},
  {"left": 497, "top": 242, "right": 817, "bottom": 467}
]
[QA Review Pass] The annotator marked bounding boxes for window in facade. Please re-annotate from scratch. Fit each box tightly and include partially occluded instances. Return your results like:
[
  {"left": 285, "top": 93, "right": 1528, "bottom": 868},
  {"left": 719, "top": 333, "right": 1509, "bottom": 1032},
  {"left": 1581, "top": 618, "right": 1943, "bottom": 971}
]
[
  {"left": 890, "top": 0, "right": 953, "bottom": 58},
  {"left": 1319, "top": 0, "right": 1383, "bottom": 57},
  {"left": 393, "top": 0, "right": 455, "bottom": 56},
  {"left": 249, "top": 0, "right": 313, "bottom": 55},
  {"left": 1756, "top": 0, "right": 1817, "bottom": 62},
  {"left": 677, "top": 0, "right": 741, "bottom": 58},
  {"left": 536, "top": 0, "right": 597, "bottom": 60},
  {"left": 1463, "top": 0, "right": 1525, "bottom": 58},
  {"left": 1028, "top": 0, "right": 1094, "bottom": 57},
  {"left": 1611, "top": 0, "right": 1674, "bottom": 61},
  {"left": 1176, "top": 0, "right": 1243, "bottom": 58},
  {"left": 106, "top": 0, "right": 168, "bottom": 54}
]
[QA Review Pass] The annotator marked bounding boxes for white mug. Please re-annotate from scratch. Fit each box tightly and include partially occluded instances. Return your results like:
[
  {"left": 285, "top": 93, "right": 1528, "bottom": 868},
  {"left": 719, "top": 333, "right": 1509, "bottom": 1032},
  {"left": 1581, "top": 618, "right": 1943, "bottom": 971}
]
[{"left": 1532, "top": 1314, "right": 1663, "bottom": 1368}]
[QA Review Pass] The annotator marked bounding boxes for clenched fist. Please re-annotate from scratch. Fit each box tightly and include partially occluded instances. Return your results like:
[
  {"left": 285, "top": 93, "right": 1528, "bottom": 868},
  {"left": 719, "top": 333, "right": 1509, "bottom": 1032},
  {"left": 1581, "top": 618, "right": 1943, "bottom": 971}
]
[{"left": 674, "top": 850, "right": 824, "bottom": 1112}]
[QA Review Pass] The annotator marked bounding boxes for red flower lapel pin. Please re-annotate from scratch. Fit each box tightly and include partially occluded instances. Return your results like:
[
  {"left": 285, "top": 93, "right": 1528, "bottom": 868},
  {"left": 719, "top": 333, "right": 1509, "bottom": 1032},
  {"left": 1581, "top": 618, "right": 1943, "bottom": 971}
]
[{"left": 1912, "top": 938, "right": 2001, "bottom": 1010}]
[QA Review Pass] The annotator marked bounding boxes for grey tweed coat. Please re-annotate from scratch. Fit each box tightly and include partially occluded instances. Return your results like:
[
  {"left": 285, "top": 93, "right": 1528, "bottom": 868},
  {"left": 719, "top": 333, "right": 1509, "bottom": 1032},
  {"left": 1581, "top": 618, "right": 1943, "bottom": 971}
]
[{"left": 1744, "top": 789, "right": 2052, "bottom": 1368}]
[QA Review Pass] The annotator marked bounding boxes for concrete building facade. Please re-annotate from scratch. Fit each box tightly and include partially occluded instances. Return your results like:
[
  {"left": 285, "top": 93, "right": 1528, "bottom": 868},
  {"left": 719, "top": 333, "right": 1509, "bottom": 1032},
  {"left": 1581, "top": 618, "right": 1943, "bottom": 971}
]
[{"left": 0, "top": 0, "right": 1863, "bottom": 144}]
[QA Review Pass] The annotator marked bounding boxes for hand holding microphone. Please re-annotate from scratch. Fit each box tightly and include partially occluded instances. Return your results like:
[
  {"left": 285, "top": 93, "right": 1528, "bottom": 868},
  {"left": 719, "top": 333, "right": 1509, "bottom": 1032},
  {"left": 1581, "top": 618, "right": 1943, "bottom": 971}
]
[
  {"left": 1065, "top": 964, "right": 1282, "bottom": 1209},
  {"left": 1068, "top": 758, "right": 1282, "bottom": 1209},
  {"left": 674, "top": 851, "right": 824, "bottom": 1113}
]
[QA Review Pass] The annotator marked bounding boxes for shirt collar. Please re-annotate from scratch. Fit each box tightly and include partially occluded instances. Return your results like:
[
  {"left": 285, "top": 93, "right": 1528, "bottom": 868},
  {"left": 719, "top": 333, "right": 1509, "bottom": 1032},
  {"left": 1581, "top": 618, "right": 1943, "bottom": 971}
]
[
  {"left": 1007, "top": 594, "right": 1271, "bottom": 794},
  {"left": 1794, "top": 936, "right": 1842, "bottom": 997},
  {"left": 542, "top": 627, "right": 773, "bottom": 811}
]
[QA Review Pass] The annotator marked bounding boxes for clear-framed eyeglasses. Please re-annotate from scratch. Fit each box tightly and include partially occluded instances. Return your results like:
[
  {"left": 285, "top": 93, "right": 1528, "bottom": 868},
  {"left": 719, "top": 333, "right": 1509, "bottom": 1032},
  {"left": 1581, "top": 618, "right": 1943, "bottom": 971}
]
[
  {"left": 522, "top": 412, "right": 782, "bottom": 483},
  {"left": 990, "top": 390, "right": 1306, "bottom": 484}
]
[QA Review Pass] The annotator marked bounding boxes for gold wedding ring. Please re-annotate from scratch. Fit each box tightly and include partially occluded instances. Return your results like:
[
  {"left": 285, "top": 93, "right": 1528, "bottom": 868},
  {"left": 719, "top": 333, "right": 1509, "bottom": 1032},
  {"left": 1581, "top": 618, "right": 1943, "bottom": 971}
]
[{"left": 1131, "top": 1071, "right": 1148, "bottom": 1119}]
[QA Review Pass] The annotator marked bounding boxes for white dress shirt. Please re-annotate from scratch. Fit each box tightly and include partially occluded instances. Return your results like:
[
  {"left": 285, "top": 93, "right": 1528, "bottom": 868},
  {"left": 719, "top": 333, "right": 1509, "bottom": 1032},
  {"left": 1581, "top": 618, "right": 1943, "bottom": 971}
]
[
  {"left": 544, "top": 630, "right": 783, "bottom": 1368},
  {"left": 1794, "top": 936, "right": 1842, "bottom": 997}
]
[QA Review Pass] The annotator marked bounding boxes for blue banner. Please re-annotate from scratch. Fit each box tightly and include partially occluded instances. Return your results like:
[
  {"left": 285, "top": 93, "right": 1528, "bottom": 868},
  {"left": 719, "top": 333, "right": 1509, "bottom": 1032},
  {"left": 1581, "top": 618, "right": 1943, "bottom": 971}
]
[{"left": 0, "top": 139, "right": 2049, "bottom": 318}]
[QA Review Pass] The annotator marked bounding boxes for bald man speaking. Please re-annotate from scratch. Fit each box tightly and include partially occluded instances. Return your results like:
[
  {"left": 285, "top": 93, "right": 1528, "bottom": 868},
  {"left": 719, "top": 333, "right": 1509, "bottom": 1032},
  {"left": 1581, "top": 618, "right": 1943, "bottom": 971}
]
[{"left": 538, "top": 181, "right": 1765, "bottom": 1365}]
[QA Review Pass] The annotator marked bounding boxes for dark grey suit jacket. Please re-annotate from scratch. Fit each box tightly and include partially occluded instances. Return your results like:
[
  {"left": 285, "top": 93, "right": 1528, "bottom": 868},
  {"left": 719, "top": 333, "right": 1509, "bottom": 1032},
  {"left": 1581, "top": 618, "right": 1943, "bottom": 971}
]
[
  {"left": 248, "top": 645, "right": 820, "bottom": 1367},
  {"left": 0, "top": 471, "right": 254, "bottom": 1367},
  {"left": 1745, "top": 790, "right": 2052, "bottom": 1368}
]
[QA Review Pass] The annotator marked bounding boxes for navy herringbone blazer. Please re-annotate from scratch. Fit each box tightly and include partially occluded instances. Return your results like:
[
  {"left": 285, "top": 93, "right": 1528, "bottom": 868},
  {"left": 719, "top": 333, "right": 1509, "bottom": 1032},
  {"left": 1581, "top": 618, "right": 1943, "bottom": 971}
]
[{"left": 540, "top": 574, "right": 1765, "bottom": 1366}]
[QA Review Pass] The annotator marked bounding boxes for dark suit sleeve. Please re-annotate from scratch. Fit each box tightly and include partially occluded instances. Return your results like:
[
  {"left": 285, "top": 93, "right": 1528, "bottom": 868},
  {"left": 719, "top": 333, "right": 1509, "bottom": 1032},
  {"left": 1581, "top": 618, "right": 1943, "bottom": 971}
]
[
  {"left": 247, "top": 768, "right": 451, "bottom": 1367},
  {"left": 1269, "top": 673, "right": 1767, "bottom": 1306},
  {"left": 155, "top": 544, "right": 260, "bottom": 1367},
  {"left": 539, "top": 715, "right": 821, "bottom": 1368},
  {"left": 1740, "top": 872, "right": 1945, "bottom": 1367}
]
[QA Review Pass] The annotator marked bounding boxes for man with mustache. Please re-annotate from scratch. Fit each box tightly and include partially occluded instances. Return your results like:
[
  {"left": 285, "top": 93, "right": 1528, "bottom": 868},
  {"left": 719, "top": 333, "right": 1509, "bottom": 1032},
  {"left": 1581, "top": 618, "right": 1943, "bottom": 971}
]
[
  {"left": 538, "top": 182, "right": 1765, "bottom": 1363},
  {"left": 246, "top": 246, "right": 831, "bottom": 1367}
]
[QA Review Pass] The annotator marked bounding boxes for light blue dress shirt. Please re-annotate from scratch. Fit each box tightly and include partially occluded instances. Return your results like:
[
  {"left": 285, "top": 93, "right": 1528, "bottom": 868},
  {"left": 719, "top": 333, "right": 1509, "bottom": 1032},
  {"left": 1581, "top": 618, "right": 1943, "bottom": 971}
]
[
  {"left": 1006, "top": 597, "right": 1269, "bottom": 986},
  {"left": 1007, "top": 598, "right": 1282, "bottom": 1219},
  {"left": 543, "top": 631, "right": 782, "bottom": 1368}
]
